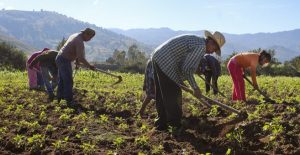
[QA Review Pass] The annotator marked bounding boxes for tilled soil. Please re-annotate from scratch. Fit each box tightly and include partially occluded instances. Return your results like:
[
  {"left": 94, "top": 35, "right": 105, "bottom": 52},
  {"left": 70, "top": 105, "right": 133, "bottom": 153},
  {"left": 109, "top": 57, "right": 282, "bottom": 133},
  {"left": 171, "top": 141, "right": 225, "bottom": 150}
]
[{"left": 0, "top": 85, "right": 300, "bottom": 155}]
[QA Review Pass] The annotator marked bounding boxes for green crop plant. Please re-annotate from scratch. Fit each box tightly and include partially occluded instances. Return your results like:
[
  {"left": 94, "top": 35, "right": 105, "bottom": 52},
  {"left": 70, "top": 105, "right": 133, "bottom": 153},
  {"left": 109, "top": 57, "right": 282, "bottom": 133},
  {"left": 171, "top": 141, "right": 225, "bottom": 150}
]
[
  {"left": 226, "top": 128, "right": 244, "bottom": 147},
  {"left": 134, "top": 135, "right": 149, "bottom": 148},
  {"left": 286, "top": 106, "right": 296, "bottom": 113},
  {"left": 151, "top": 144, "right": 164, "bottom": 155},
  {"left": 0, "top": 127, "right": 7, "bottom": 141},
  {"left": 140, "top": 123, "right": 149, "bottom": 133},
  {"left": 99, "top": 114, "right": 109, "bottom": 125},
  {"left": 13, "top": 134, "right": 26, "bottom": 148},
  {"left": 207, "top": 105, "right": 220, "bottom": 117},
  {"left": 39, "top": 111, "right": 47, "bottom": 122},
  {"left": 63, "top": 108, "right": 75, "bottom": 114},
  {"left": 118, "top": 123, "right": 129, "bottom": 131},
  {"left": 45, "top": 124, "right": 56, "bottom": 132},
  {"left": 27, "top": 134, "right": 46, "bottom": 151},
  {"left": 80, "top": 142, "right": 96, "bottom": 155},
  {"left": 52, "top": 137, "right": 69, "bottom": 151},
  {"left": 73, "top": 112, "right": 88, "bottom": 122},
  {"left": 59, "top": 113, "right": 71, "bottom": 124},
  {"left": 113, "top": 137, "right": 125, "bottom": 149},
  {"left": 115, "top": 117, "right": 125, "bottom": 123},
  {"left": 263, "top": 116, "right": 285, "bottom": 146},
  {"left": 76, "top": 127, "right": 89, "bottom": 139}
]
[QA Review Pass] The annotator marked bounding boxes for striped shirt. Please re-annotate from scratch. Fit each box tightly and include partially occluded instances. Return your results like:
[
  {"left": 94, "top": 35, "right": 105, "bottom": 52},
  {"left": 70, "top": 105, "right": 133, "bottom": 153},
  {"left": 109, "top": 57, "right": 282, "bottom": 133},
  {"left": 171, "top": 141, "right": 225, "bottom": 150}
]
[{"left": 151, "top": 34, "right": 206, "bottom": 89}]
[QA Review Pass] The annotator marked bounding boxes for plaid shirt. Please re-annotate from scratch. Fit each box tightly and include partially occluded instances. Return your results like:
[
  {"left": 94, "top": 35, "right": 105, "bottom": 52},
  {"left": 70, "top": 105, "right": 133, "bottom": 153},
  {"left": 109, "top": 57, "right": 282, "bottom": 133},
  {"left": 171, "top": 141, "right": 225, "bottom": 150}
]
[{"left": 151, "top": 34, "right": 206, "bottom": 89}]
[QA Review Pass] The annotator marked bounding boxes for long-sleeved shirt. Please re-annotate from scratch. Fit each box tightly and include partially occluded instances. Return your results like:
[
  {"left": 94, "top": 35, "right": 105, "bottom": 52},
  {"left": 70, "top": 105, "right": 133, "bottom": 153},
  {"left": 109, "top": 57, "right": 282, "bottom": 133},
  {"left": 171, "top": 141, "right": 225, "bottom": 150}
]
[
  {"left": 143, "top": 60, "right": 154, "bottom": 91},
  {"left": 59, "top": 33, "right": 85, "bottom": 62},
  {"left": 30, "top": 50, "right": 58, "bottom": 67},
  {"left": 151, "top": 34, "right": 206, "bottom": 89},
  {"left": 233, "top": 52, "right": 260, "bottom": 86},
  {"left": 202, "top": 54, "right": 221, "bottom": 77}
]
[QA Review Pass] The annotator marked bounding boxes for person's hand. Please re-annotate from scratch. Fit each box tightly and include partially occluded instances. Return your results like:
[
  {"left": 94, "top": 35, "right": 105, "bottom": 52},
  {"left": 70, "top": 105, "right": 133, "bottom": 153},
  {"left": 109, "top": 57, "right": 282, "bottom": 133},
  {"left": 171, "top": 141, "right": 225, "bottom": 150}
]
[
  {"left": 180, "top": 84, "right": 193, "bottom": 94},
  {"left": 89, "top": 65, "right": 95, "bottom": 70},
  {"left": 75, "top": 64, "right": 80, "bottom": 70},
  {"left": 193, "top": 88, "right": 202, "bottom": 99}
]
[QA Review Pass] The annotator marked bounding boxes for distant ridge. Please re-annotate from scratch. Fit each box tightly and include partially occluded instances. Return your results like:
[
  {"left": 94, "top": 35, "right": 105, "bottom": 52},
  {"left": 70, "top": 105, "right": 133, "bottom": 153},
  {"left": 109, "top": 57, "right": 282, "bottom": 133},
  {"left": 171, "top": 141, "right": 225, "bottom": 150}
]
[
  {"left": 110, "top": 27, "right": 300, "bottom": 61},
  {"left": 0, "top": 10, "right": 152, "bottom": 61}
]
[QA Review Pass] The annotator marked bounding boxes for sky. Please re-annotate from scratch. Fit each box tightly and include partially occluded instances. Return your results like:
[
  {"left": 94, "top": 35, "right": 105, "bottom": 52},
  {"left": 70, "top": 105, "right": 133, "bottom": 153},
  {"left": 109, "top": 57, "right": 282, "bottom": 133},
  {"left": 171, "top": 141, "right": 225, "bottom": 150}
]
[{"left": 0, "top": 0, "right": 300, "bottom": 34}]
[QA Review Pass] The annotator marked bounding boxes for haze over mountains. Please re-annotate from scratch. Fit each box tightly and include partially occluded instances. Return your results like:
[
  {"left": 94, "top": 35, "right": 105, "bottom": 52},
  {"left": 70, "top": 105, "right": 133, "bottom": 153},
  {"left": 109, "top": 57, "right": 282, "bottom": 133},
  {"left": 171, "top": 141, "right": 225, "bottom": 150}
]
[
  {"left": 0, "top": 10, "right": 299, "bottom": 62},
  {"left": 110, "top": 28, "right": 300, "bottom": 62}
]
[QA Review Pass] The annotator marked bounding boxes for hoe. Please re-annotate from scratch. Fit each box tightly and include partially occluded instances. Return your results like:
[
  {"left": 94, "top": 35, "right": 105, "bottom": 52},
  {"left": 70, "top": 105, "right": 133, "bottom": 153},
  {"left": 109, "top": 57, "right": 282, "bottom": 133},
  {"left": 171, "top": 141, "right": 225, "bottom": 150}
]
[
  {"left": 243, "top": 74, "right": 275, "bottom": 103},
  {"left": 180, "top": 85, "right": 248, "bottom": 119}
]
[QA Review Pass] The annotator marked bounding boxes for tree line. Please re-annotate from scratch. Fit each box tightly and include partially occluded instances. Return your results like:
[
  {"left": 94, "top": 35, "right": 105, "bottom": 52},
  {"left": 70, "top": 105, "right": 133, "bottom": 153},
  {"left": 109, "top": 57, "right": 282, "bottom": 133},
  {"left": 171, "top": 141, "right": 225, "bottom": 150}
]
[{"left": 1, "top": 40, "right": 299, "bottom": 76}]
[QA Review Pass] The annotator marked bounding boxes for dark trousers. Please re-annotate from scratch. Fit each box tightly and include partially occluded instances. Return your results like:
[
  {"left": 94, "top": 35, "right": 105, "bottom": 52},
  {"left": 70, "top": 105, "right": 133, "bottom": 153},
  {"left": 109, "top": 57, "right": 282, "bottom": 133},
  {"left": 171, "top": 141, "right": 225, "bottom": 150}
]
[
  {"left": 55, "top": 55, "right": 73, "bottom": 102},
  {"left": 152, "top": 61, "right": 182, "bottom": 128},
  {"left": 204, "top": 71, "right": 218, "bottom": 94},
  {"left": 41, "top": 65, "right": 58, "bottom": 94}
]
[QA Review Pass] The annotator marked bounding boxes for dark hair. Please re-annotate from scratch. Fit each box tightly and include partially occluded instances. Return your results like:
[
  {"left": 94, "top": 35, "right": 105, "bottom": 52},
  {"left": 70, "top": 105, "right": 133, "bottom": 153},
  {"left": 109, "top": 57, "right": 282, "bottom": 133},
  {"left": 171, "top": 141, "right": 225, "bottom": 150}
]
[{"left": 259, "top": 50, "right": 271, "bottom": 62}]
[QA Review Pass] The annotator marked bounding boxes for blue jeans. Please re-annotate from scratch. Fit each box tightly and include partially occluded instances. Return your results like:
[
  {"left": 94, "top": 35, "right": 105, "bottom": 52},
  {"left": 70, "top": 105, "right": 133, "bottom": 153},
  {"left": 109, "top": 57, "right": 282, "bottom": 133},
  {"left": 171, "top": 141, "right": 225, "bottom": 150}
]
[
  {"left": 41, "top": 65, "right": 58, "bottom": 94},
  {"left": 55, "top": 55, "right": 73, "bottom": 102}
]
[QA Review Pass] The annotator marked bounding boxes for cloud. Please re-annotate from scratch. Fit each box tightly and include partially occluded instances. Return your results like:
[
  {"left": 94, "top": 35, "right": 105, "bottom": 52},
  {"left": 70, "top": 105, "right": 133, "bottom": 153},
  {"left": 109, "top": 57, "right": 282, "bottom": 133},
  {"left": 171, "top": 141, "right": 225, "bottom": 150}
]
[
  {"left": 5, "top": 6, "right": 14, "bottom": 10},
  {"left": 93, "top": 0, "right": 100, "bottom": 5},
  {"left": 0, "top": 2, "right": 14, "bottom": 10}
]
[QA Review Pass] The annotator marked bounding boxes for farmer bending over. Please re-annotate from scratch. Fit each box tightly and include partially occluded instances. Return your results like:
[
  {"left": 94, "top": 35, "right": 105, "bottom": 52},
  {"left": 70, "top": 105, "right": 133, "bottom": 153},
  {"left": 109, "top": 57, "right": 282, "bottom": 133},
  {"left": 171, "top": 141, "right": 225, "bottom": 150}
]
[
  {"left": 227, "top": 50, "right": 271, "bottom": 101},
  {"left": 199, "top": 54, "right": 221, "bottom": 95},
  {"left": 29, "top": 49, "right": 58, "bottom": 101},
  {"left": 27, "top": 48, "right": 49, "bottom": 90},
  {"left": 55, "top": 28, "right": 96, "bottom": 107},
  {"left": 151, "top": 30, "right": 225, "bottom": 132}
]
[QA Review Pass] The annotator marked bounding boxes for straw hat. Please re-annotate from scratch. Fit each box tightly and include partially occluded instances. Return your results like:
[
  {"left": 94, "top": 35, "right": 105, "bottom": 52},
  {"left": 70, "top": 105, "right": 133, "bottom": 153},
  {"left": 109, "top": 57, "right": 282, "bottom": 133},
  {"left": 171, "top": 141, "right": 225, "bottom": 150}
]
[{"left": 204, "top": 30, "right": 225, "bottom": 56}]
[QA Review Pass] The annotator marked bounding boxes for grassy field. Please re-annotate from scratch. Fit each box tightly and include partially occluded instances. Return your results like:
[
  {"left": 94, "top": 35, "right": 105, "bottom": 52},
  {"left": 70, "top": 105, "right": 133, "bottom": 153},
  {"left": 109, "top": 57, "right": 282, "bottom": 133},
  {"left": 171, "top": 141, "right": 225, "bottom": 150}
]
[{"left": 0, "top": 70, "right": 299, "bottom": 154}]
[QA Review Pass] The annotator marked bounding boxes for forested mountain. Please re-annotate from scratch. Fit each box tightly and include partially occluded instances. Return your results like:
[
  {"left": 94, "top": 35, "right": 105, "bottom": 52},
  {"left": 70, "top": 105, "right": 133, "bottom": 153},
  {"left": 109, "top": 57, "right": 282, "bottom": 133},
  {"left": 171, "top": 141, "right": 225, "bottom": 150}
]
[
  {"left": 0, "top": 10, "right": 152, "bottom": 61},
  {"left": 111, "top": 28, "right": 300, "bottom": 62}
]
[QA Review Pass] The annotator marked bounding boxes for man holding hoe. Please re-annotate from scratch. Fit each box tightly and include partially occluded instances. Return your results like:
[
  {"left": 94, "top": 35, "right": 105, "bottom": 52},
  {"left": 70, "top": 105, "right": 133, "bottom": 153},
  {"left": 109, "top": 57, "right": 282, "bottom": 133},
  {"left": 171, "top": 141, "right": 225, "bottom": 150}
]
[
  {"left": 151, "top": 30, "right": 225, "bottom": 131},
  {"left": 55, "top": 28, "right": 96, "bottom": 107}
]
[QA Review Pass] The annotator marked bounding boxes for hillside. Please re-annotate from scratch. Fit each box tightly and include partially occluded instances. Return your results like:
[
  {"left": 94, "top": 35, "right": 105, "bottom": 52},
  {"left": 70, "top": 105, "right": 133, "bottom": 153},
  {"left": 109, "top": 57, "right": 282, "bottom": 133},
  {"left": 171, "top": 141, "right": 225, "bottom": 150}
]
[
  {"left": 0, "top": 10, "right": 152, "bottom": 61},
  {"left": 110, "top": 28, "right": 300, "bottom": 62},
  {"left": 0, "top": 32, "right": 36, "bottom": 53}
]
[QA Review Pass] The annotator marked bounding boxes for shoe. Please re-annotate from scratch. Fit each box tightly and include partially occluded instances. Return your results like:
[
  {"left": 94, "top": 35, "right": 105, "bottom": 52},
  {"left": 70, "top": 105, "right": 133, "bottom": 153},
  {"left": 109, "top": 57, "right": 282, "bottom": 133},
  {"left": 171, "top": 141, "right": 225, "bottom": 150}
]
[{"left": 155, "top": 125, "right": 168, "bottom": 131}]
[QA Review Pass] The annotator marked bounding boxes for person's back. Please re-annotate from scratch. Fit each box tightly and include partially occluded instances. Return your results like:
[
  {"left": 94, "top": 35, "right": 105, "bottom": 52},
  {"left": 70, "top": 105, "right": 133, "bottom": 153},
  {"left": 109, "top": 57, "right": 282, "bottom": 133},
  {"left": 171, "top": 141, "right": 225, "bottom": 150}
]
[
  {"left": 59, "top": 33, "right": 84, "bottom": 61},
  {"left": 227, "top": 51, "right": 271, "bottom": 101},
  {"left": 30, "top": 50, "right": 58, "bottom": 67},
  {"left": 234, "top": 53, "right": 259, "bottom": 69}
]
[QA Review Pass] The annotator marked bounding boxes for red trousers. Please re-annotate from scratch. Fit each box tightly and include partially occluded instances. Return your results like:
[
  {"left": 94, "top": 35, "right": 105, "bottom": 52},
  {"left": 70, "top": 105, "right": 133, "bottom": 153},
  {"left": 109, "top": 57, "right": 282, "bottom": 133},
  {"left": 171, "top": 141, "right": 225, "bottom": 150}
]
[{"left": 227, "top": 58, "right": 246, "bottom": 101}]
